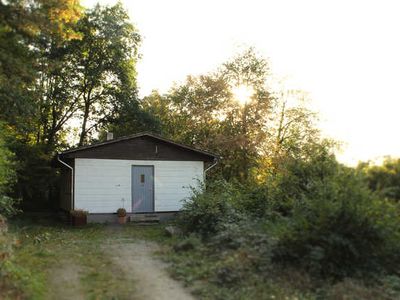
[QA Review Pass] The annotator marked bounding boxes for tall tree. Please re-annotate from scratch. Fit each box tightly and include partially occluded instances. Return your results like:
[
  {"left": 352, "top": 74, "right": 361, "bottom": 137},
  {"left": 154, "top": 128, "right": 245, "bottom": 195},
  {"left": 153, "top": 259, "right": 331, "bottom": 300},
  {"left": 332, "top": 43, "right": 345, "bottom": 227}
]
[
  {"left": 143, "top": 49, "right": 322, "bottom": 182},
  {"left": 70, "top": 3, "right": 141, "bottom": 146},
  {"left": 143, "top": 49, "right": 274, "bottom": 180},
  {"left": 0, "top": 0, "right": 38, "bottom": 133},
  {"left": 0, "top": 1, "right": 149, "bottom": 208},
  {"left": 0, "top": 0, "right": 82, "bottom": 147},
  {"left": 0, "top": 0, "right": 83, "bottom": 208},
  {"left": 33, "top": 0, "right": 82, "bottom": 149}
]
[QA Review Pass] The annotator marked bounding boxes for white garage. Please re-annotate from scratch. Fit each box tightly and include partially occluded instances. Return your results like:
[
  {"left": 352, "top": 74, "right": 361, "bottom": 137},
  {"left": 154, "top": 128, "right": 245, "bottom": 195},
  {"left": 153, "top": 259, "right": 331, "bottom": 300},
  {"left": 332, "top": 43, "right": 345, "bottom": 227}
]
[{"left": 56, "top": 132, "right": 217, "bottom": 222}]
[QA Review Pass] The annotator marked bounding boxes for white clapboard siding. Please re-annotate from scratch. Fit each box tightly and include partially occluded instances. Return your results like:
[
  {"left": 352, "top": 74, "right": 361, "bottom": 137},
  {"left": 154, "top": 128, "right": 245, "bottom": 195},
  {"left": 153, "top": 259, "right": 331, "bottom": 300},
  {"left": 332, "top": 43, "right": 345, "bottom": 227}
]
[{"left": 74, "top": 158, "right": 203, "bottom": 213}]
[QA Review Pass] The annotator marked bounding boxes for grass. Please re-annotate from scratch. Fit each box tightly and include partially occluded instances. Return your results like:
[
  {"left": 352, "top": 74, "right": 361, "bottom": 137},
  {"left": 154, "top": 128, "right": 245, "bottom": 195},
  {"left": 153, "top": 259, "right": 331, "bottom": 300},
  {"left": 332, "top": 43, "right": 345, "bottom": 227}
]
[{"left": 1, "top": 215, "right": 166, "bottom": 299}]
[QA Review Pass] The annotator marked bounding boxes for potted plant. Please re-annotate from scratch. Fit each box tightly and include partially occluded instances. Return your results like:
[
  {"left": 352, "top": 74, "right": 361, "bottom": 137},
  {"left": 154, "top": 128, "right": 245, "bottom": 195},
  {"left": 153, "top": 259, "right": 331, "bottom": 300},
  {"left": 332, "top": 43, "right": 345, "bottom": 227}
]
[
  {"left": 117, "top": 208, "right": 127, "bottom": 224},
  {"left": 70, "top": 209, "right": 88, "bottom": 226}
]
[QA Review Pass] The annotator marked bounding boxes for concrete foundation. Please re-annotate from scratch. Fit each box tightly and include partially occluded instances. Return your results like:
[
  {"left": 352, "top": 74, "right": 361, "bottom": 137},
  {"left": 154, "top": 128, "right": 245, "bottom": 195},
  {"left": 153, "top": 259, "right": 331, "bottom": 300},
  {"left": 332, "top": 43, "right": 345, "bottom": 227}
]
[{"left": 87, "top": 211, "right": 178, "bottom": 223}]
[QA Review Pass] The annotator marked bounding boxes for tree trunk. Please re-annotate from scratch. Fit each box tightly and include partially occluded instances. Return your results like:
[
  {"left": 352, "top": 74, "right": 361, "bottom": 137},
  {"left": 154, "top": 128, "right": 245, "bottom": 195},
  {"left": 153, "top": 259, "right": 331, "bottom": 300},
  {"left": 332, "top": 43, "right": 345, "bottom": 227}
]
[{"left": 78, "top": 101, "right": 90, "bottom": 147}]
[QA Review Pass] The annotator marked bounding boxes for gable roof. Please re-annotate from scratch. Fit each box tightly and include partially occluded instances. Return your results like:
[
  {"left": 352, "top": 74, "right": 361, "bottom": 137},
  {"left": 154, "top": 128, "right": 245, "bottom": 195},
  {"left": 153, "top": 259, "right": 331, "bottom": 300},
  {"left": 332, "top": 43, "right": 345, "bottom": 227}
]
[{"left": 59, "top": 132, "right": 218, "bottom": 162}]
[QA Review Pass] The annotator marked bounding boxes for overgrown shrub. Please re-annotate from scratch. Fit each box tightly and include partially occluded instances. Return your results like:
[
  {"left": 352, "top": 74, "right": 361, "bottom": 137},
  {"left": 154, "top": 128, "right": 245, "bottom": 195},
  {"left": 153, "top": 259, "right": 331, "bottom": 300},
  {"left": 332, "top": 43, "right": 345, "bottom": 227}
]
[
  {"left": 176, "top": 143, "right": 400, "bottom": 281},
  {"left": 265, "top": 142, "right": 339, "bottom": 216},
  {"left": 177, "top": 180, "right": 244, "bottom": 238},
  {"left": 272, "top": 167, "right": 400, "bottom": 279},
  {"left": 0, "top": 124, "right": 19, "bottom": 217},
  {"left": 174, "top": 220, "right": 276, "bottom": 288},
  {"left": 210, "top": 220, "right": 276, "bottom": 271},
  {"left": 0, "top": 196, "right": 20, "bottom": 218}
]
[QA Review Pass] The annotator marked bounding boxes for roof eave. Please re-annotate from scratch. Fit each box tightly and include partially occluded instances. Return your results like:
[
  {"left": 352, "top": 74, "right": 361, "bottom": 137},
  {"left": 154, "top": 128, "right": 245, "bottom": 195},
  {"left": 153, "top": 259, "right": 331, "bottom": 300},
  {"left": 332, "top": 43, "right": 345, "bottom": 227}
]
[{"left": 59, "top": 132, "right": 219, "bottom": 160}]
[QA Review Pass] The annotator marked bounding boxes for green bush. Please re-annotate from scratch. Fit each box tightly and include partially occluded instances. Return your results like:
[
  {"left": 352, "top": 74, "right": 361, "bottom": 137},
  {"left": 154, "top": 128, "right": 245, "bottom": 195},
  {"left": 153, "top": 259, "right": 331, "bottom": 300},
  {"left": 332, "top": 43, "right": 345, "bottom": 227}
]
[
  {"left": 0, "top": 196, "right": 20, "bottom": 218},
  {"left": 178, "top": 180, "right": 244, "bottom": 238},
  {"left": 272, "top": 167, "right": 400, "bottom": 279},
  {"left": 0, "top": 124, "right": 19, "bottom": 217},
  {"left": 265, "top": 143, "right": 339, "bottom": 216},
  {"left": 177, "top": 142, "right": 400, "bottom": 281},
  {"left": 210, "top": 220, "right": 275, "bottom": 270}
]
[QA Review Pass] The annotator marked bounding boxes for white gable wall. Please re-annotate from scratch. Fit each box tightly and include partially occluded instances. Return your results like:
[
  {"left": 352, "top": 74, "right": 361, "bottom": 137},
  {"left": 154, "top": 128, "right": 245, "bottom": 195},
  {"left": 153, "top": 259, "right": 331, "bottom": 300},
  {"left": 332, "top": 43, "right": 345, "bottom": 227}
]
[{"left": 74, "top": 158, "right": 203, "bottom": 213}]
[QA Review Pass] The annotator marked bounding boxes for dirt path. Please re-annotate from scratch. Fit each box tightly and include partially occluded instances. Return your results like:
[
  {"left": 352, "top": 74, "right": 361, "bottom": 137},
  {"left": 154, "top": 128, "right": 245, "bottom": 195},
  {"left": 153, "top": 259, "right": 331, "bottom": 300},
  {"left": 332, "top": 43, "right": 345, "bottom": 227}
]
[
  {"left": 46, "top": 260, "right": 85, "bottom": 300},
  {"left": 105, "top": 240, "right": 195, "bottom": 300}
]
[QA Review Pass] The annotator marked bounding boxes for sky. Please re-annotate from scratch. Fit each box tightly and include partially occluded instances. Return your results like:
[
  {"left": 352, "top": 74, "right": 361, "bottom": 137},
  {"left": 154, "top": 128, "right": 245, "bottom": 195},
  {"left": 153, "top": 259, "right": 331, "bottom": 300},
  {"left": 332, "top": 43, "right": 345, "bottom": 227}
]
[{"left": 82, "top": 0, "right": 400, "bottom": 165}]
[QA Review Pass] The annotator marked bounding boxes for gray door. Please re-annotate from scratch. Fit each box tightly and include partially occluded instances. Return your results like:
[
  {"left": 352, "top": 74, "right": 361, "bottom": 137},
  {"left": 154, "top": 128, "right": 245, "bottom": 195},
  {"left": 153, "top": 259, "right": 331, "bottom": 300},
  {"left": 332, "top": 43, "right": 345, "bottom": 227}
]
[{"left": 132, "top": 166, "right": 154, "bottom": 212}]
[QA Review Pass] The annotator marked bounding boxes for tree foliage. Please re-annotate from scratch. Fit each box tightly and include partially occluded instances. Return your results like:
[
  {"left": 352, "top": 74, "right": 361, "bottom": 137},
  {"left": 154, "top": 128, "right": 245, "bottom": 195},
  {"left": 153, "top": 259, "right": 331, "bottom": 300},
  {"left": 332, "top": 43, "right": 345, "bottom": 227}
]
[
  {"left": 143, "top": 48, "right": 323, "bottom": 182},
  {"left": 144, "top": 49, "right": 278, "bottom": 180},
  {"left": 0, "top": 0, "right": 152, "bottom": 208},
  {"left": 358, "top": 157, "right": 400, "bottom": 201},
  {"left": 69, "top": 3, "right": 142, "bottom": 146}
]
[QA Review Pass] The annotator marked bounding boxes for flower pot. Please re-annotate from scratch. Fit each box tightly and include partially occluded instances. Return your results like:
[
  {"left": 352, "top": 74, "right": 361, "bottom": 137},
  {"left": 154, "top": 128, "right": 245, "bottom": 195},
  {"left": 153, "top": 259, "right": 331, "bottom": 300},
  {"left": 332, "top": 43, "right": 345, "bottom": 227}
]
[
  {"left": 71, "top": 215, "right": 87, "bottom": 226},
  {"left": 118, "top": 216, "right": 127, "bottom": 224}
]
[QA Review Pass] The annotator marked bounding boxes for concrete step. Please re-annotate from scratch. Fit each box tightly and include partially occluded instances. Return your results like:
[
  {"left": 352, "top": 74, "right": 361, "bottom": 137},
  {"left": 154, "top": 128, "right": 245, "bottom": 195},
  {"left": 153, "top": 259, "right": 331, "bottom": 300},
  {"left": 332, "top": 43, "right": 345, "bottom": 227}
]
[{"left": 130, "top": 214, "right": 160, "bottom": 223}]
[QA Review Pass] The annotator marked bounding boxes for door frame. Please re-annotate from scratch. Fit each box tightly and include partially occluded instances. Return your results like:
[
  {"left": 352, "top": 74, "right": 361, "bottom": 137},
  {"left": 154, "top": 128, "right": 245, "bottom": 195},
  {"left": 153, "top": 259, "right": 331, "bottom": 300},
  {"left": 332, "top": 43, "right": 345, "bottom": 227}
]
[{"left": 131, "top": 165, "right": 155, "bottom": 213}]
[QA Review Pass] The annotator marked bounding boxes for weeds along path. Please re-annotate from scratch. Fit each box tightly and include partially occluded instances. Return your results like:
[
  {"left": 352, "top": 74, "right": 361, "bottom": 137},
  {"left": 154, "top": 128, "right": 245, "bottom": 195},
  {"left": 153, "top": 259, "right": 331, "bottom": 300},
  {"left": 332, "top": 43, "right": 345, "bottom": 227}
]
[{"left": 104, "top": 239, "right": 195, "bottom": 300}]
